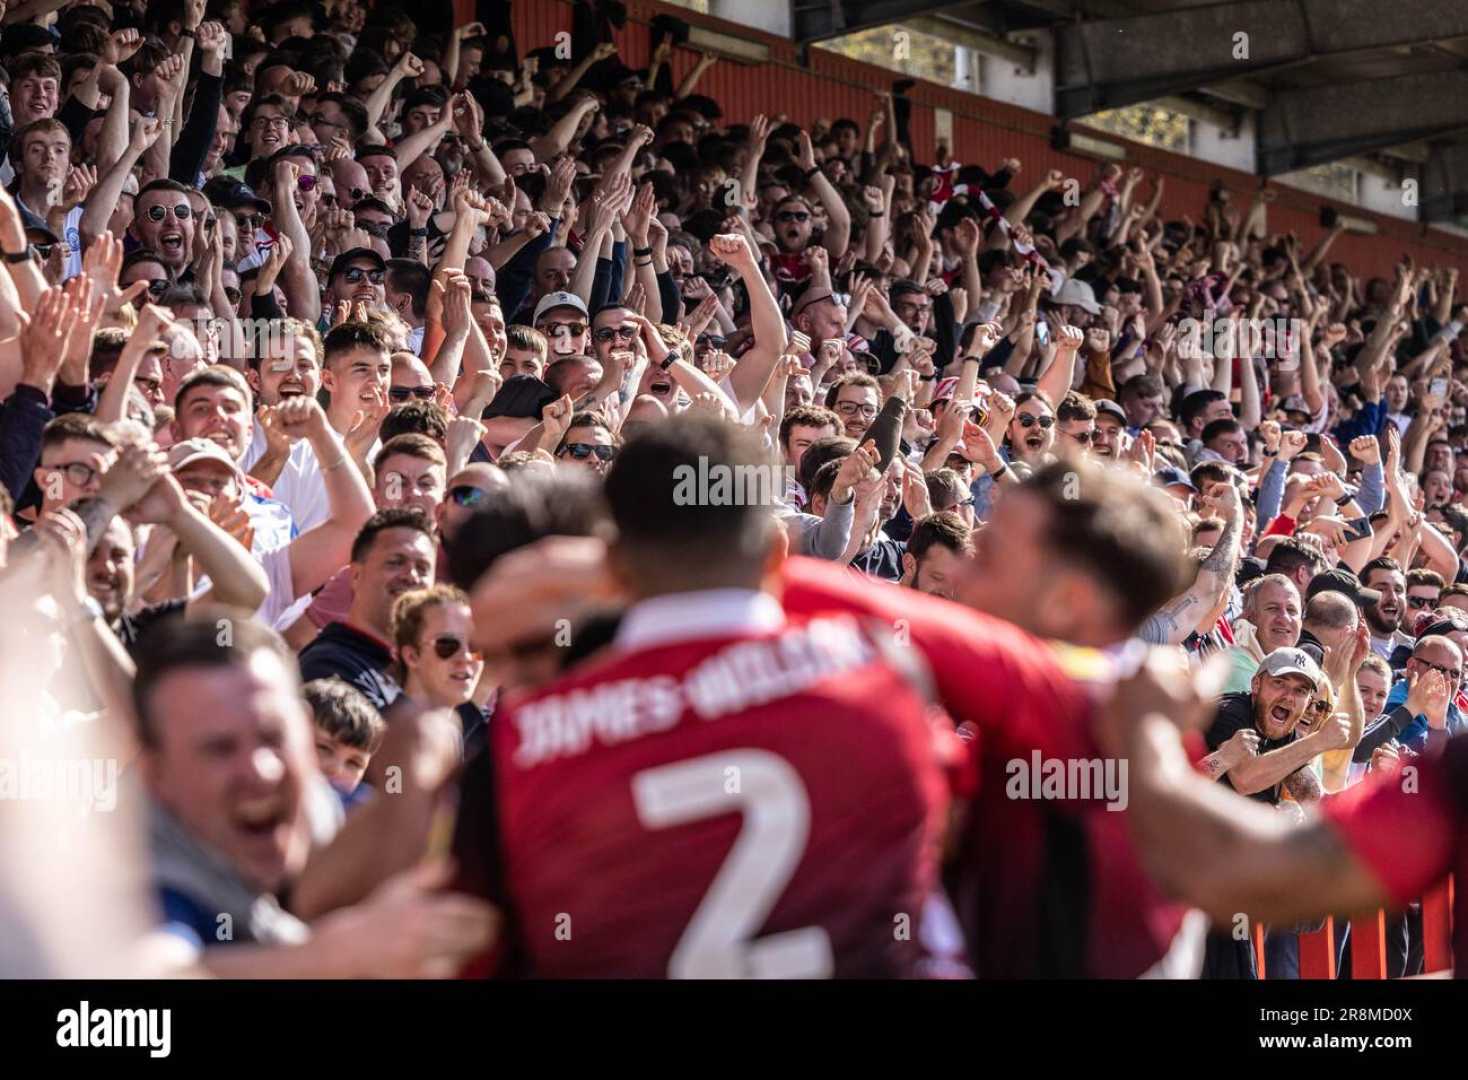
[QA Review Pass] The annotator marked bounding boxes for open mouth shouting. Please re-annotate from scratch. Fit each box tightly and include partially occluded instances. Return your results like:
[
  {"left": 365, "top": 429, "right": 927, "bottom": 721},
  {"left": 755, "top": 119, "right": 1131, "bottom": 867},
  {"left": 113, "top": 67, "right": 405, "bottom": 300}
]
[{"left": 160, "top": 229, "right": 187, "bottom": 262}]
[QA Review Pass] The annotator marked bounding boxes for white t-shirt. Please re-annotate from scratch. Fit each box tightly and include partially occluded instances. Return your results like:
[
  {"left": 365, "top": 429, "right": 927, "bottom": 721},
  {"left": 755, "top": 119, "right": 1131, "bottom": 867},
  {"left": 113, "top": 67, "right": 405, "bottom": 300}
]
[{"left": 242, "top": 419, "right": 330, "bottom": 534}]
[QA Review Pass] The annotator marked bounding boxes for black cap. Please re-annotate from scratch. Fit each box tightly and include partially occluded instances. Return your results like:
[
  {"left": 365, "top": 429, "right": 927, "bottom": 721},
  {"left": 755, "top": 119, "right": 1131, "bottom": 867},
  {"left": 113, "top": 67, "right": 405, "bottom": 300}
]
[
  {"left": 1306, "top": 567, "right": 1381, "bottom": 608},
  {"left": 328, "top": 247, "right": 386, "bottom": 279},
  {"left": 483, "top": 375, "right": 557, "bottom": 421},
  {"left": 202, "top": 177, "right": 272, "bottom": 216},
  {"left": 1094, "top": 399, "right": 1127, "bottom": 425}
]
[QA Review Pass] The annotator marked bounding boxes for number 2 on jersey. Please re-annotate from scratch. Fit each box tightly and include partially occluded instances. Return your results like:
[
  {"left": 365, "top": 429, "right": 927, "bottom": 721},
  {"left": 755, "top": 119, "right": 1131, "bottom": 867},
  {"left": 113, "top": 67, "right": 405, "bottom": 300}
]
[{"left": 632, "top": 750, "right": 835, "bottom": 979}]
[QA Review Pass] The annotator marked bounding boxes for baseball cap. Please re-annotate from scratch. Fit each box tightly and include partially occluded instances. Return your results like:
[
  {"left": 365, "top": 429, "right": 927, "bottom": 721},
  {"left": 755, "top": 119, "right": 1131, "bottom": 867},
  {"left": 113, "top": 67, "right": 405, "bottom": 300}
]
[
  {"left": 1305, "top": 567, "right": 1381, "bottom": 608},
  {"left": 168, "top": 438, "right": 245, "bottom": 482},
  {"left": 1279, "top": 394, "right": 1311, "bottom": 416},
  {"left": 483, "top": 374, "right": 558, "bottom": 421},
  {"left": 533, "top": 290, "right": 589, "bottom": 324},
  {"left": 934, "top": 376, "right": 959, "bottom": 403},
  {"left": 202, "top": 177, "right": 272, "bottom": 216},
  {"left": 1154, "top": 466, "right": 1196, "bottom": 492},
  {"left": 1258, "top": 646, "right": 1323, "bottom": 692},
  {"left": 1052, "top": 277, "right": 1101, "bottom": 315},
  {"left": 329, "top": 247, "right": 387, "bottom": 280},
  {"left": 1094, "top": 399, "right": 1127, "bottom": 425}
]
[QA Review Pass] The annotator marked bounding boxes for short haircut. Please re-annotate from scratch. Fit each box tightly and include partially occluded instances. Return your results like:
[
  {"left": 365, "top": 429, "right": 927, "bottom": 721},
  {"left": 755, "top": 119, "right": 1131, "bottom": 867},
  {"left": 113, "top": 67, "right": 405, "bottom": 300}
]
[
  {"left": 302, "top": 676, "right": 384, "bottom": 752},
  {"left": 245, "top": 317, "right": 321, "bottom": 371},
  {"left": 323, "top": 321, "right": 390, "bottom": 364},
  {"left": 1305, "top": 590, "right": 1357, "bottom": 632},
  {"left": 1243, "top": 573, "right": 1299, "bottom": 615},
  {"left": 603, "top": 416, "right": 777, "bottom": 588},
  {"left": 132, "top": 609, "right": 295, "bottom": 748},
  {"left": 543, "top": 356, "right": 597, "bottom": 397},
  {"left": 389, "top": 583, "right": 468, "bottom": 681},
  {"left": 89, "top": 327, "right": 131, "bottom": 380},
  {"left": 175, "top": 364, "right": 251, "bottom": 412},
  {"left": 779, "top": 404, "right": 841, "bottom": 450},
  {"left": 379, "top": 401, "right": 449, "bottom": 444},
  {"left": 41, "top": 412, "right": 117, "bottom": 454},
  {"left": 809, "top": 458, "right": 842, "bottom": 504},
  {"left": 137, "top": 177, "right": 194, "bottom": 204},
  {"left": 385, "top": 258, "right": 431, "bottom": 318},
  {"left": 798, "top": 434, "right": 856, "bottom": 494},
  {"left": 1360, "top": 556, "right": 1404, "bottom": 587},
  {"left": 13, "top": 117, "right": 68, "bottom": 155},
  {"left": 1120, "top": 373, "right": 1165, "bottom": 402},
  {"left": 925, "top": 468, "right": 967, "bottom": 511},
  {"left": 374, "top": 433, "right": 445, "bottom": 473},
  {"left": 1056, "top": 391, "right": 1096, "bottom": 424},
  {"left": 1180, "top": 388, "right": 1228, "bottom": 431},
  {"left": 350, "top": 507, "right": 434, "bottom": 564},
  {"left": 1201, "top": 417, "right": 1243, "bottom": 445},
  {"left": 823, "top": 373, "right": 880, "bottom": 408},
  {"left": 1019, "top": 460, "right": 1190, "bottom": 631},
  {"left": 9, "top": 52, "right": 61, "bottom": 83},
  {"left": 1407, "top": 568, "right": 1446, "bottom": 591},
  {"left": 1265, "top": 536, "right": 1326, "bottom": 580},
  {"left": 907, "top": 511, "right": 970, "bottom": 560},
  {"left": 506, "top": 325, "right": 548, "bottom": 361}
]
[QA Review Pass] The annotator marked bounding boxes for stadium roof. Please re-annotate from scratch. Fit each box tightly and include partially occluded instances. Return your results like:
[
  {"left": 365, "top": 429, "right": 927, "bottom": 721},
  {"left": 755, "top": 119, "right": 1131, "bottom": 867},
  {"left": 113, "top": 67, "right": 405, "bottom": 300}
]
[{"left": 791, "top": 0, "right": 1468, "bottom": 223}]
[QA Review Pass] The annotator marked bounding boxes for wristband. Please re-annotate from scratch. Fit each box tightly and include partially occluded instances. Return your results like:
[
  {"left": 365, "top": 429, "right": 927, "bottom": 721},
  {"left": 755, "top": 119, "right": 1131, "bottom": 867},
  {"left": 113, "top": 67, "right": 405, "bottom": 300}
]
[
  {"left": 633, "top": 246, "right": 652, "bottom": 258},
  {"left": 3, "top": 245, "right": 33, "bottom": 264},
  {"left": 803, "top": 165, "right": 821, "bottom": 181},
  {"left": 990, "top": 465, "right": 1007, "bottom": 481},
  {"left": 1335, "top": 492, "right": 1354, "bottom": 508},
  {"left": 408, "top": 227, "right": 429, "bottom": 237},
  {"left": 180, "top": 27, "right": 197, "bottom": 37},
  {"left": 1261, "top": 448, "right": 1278, "bottom": 457},
  {"left": 659, "top": 353, "right": 677, "bottom": 371},
  {"left": 868, "top": 210, "right": 884, "bottom": 218}
]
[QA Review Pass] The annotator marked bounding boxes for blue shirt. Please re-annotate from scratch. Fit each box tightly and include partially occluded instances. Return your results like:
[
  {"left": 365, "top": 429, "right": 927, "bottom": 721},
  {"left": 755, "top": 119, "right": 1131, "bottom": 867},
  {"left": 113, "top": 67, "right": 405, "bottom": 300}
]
[{"left": 1384, "top": 678, "right": 1466, "bottom": 751}]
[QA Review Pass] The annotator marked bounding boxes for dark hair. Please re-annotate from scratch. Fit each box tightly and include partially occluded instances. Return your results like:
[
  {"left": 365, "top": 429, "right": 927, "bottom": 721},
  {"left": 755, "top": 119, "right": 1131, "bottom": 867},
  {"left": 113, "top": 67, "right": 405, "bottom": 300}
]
[
  {"left": 603, "top": 416, "right": 778, "bottom": 589},
  {"left": 798, "top": 434, "right": 856, "bottom": 494},
  {"left": 1200, "top": 417, "right": 1243, "bottom": 444},
  {"left": 385, "top": 258, "right": 431, "bottom": 318},
  {"left": 302, "top": 676, "right": 384, "bottom": 751},
  {"left": 175, "top": 364, "right": 251, "bottom": 412},
  {"left": 444, "top": 470, "right": 604, "bottom": 592},
  {"left": 779, "top": 404, "right": 841, "bottom": 450},
  {"left": 323, "top": 321, "right": 390, "bottom": 362},
  {"left": 350, "top": 507, "right": 434, "bottom": 563},
  {"left": 1265, "top": 536, "right": 1326, "bottom": 580},
  {"left": 1360, "top": 556, "right": 1404, "bottom": 587},
  {"left": 132, "top": 610, "right": 295, "bottom": 748},
  {"left": 1180, "top": 388, "right": 1228, "bottom": 431},
  {"left": 1021, "top": 460, "right": 1190, "bottom": 630},
  {"left": 379, "top": 400, "right": 448, "bottom": 444},
  {"left": 373, "top": 432, "right": 445, "bottom": 473},
  {"left": 1056, "top": 391, "right": 1096, "bottom": 424},
  {"left": 907, "top": 511, "right": 971, "bottom": 561},
  {"left": 41, "top": 412, "right": 117, "bottom": 454}
]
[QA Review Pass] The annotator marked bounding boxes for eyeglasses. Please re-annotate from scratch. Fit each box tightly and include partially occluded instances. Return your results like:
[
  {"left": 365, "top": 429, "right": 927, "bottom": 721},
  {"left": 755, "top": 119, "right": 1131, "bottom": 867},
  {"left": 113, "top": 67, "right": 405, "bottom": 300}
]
[
  {"left": 1417, "top": 659, "right": 1462, "bottom": 682},
  {"left": 388, "top": 385, "right": 436, "bottom": 402},
  {"left": 836, "top": 401, "right": 878, "bottom": 419},
  {"left": 1407, "top": 595, "right": 1438, "bottom": 610},
  {"left": 431, "top": 635, "right": 482, "bottom": 661},
  {"left": 592, "top": 325, "right": 637, "bottom": 344},
  {"left": 541, "top": 321, "right": 587, "bottom": 338},
  {"left": 253, "top": 114, "right": 289, "bottom": 130},
  {"left": 449, "top": 485, "right": 488, "bottom": 507},
  {"left": 1065, "top": 429, "right": 1095, "bottom": 444},
  {"left": 342, "top": 267, "right": 384, "bottom": 285},
  {"left": 1311, "top": 699, "right": 1333, "bottom": 716},
  {"left": 320, "top": 193, "right": 338, "bottom": 208},
  {"left": 558, "top": 443, "right": 616, "bottom": 462},
  {"left": 775, "top": 210, "right": 810, "bottom": 224},
  {"left": 50, "top": 462, "right": 99, "bottom": 486},
  {"left": 145, "top": 203, "right": 192, "bottom": 221},
  {"left": 1017, "top": 414, "right": 1055, "bottom": 430}
]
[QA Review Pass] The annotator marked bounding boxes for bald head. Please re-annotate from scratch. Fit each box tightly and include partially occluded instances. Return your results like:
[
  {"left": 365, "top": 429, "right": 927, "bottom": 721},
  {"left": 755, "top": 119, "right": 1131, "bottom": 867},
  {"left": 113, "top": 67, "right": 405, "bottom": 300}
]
[{"left": 1305, "top": 590, "right": 1358, "bottom": 633}]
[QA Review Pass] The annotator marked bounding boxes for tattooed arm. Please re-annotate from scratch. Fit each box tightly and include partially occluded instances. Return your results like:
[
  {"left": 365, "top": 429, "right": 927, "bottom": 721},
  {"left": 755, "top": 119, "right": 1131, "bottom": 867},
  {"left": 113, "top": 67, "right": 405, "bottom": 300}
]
[
  {"left": 1282, "top": 765, "right": 1323, "bottom": 806},
  {"left": 1137, "top": 500, "right": 1241, "bottom": 645}
]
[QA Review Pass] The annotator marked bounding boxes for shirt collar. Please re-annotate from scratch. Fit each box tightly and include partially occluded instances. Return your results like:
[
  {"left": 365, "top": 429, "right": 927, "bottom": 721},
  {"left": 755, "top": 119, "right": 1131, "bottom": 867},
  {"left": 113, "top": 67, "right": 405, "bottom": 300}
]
[{"left": 615, "top": 589, "right": 785, "bottom": 653}]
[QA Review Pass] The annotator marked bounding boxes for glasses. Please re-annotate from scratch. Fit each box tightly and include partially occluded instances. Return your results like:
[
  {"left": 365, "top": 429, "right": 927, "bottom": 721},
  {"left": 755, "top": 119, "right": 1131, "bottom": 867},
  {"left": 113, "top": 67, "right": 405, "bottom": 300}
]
[
  {"left": 836, "top": 401, "right": 878, "bottom": 419},
  {"left": 431, "top": 635, "right": 482, "bottom": 661},
  {"left": 320, "top": 193, "right": 338, "bottom": 208},
  {"left": 697, "top": 334, "right": 726, "bottom": 351},
  {"left": 541, "top": 321, "right": 587, "bottom": 338},
  {"left": 347, "top": 187, "right": 368, "bottom": 202},
  {"left": 50, "top": 462, "right": 99, "bottom": 486},
  {"left": 145, "top": 203, "right": 192, "bottom": 222},
  {"left": 896, "top": 301, "right": 933, "bottom": 315},
  {"left": 1407, "top": 595, "right": 1438, "bottom": 610},
  {"left": 449, "top": 485, "right": 488, "bottom": 508},
  {"left": 1311, "top": 700, "right": 1333, "bottom": 716},
  {"left": 1017, "top": 414, "right": 1055, "bottom": 430},
  {"left": 1417, "top": 659, "right": 1462, "bottom": 682},
  {"left": 342, "top": 267, "right": 384, "bottom": 285},
  {"left": 775, "top": 210, "right": 810, "bottom": 224},
  {"left": 388, "top": 385, "right": 436, "bottom": 402},
  {"left": 297, "top": 174, "right": 317, "bottom": 192},
  {"left": 33, "top": 243, "right": 55, "bottom": 258},
  {"left": 559, "top": 443, "right": 616, "bottom": 462},
  {"left": 593, "top": 326, "right": 638, "bottom": 344},
  {"left": 253, "top": 114, "right": 289, "bottom": 130},
  {"left": 1065, "top": 429, "right": 1095, "bottom": 444},
  {"left": 144, "top": 279, "right": 169, "bottom": 297},
  {"left": 235, "top": 214, "right": 261, "bottom": 232},
  {"left": 359, "top": 220, "right": 389, "bottom": 238}
]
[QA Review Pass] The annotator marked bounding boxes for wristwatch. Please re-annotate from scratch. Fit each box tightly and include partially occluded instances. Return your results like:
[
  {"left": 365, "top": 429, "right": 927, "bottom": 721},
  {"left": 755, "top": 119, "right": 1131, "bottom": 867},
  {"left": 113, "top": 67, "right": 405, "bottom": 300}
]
[
  {"left": 658, "top": 353, "right": 677, "bottom": 371},
  {"left": 3, "top": 245, "right": 33, "bottom": 263},
  {"left": 72, "top": 596, "right": 105, "bottom": 626}
]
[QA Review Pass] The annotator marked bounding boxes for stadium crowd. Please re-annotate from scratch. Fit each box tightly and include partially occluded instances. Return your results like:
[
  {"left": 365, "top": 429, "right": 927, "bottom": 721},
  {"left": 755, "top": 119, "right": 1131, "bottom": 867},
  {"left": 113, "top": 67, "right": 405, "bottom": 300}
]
[{"left": 2, "top": 0, "right": 1468, "bottom": 981}]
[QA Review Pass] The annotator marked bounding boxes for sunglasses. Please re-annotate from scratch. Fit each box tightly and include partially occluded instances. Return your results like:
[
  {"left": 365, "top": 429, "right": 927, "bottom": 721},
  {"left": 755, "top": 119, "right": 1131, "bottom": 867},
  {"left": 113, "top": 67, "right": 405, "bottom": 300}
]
[
  {"left": 145, "top": 203, "right": 192, "bottom": 221},
  {"left": 33, "top": 242, "right": 55, "bottom": 258},
  {"left": 696, "top": 334, "right": 726, "bottom": 350},
  {"left": 320, "top": 193, "right": 338, "bottom": 208},
  {"left": 559, "top": 443, "right": 616, "bottom": 462},
  {"left": 1417, "top": 659, "right": 1462, "bottom": 682},
  {"left": 388, "top": 385, "right": 436, "bottom": 402},
  {"left": 775, "top": 210, "right": 810, "bottom": 223},
  {"left": 342, "top": 267, "right": 384, "bottom": 285},
  {"left": 592, "top": 325, "right": 637, "bottom": 344},
  {"left": 541, "top": 321, "right": 587, "bottom": 338},
  {"left": 1017, "top": 414, "right": 1055, "bottom": 429},
  {"left": 235, "top": 214, "right": 261, "bottom": 232},
  {"left": 347, "top": 187, "right": 369, "bottom": 202},
  {"left": 431, "top": 635, "right": 481, "bottom": 661},
  {"left": 144, "top": 278, "right": 169, "bottom": 297},
  {"left": 449, "top": 485, "right": 488, "bottom": 507},
  {"left": 1407, "top": 595, "right": 1438, "bottom": 610},
  {"left": 1311, "top": 699, "right": 1333, "bottom": 716},
  {"left": 297, "top": 174, "right": 318, "bottom": 192},
  {"left": 359, "top": 220, "right": 390, "bottom": 238},
  {"left": 1066, "top": 429, "right": 1095, "bottom": 444}
]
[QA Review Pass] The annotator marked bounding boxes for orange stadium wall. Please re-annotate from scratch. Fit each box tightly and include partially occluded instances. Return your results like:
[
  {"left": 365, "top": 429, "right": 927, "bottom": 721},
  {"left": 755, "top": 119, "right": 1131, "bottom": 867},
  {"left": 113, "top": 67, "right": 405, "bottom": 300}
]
[{"left": 493, "top": 0, "right": 1468, "bottom": 281}]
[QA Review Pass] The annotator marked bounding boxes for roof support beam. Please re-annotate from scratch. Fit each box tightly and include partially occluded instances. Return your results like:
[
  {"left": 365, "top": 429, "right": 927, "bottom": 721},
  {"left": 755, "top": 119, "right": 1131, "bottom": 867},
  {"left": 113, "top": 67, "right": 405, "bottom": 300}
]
[
  {"left": 1054, "top": 0, "right": 1468, "bottom": 119},
  {"left": 1420, "top": 143, "right": 1468, "bottom": 224},
  {"left": 1257, "top": 70, "right": 1468, "bottom": 176}
]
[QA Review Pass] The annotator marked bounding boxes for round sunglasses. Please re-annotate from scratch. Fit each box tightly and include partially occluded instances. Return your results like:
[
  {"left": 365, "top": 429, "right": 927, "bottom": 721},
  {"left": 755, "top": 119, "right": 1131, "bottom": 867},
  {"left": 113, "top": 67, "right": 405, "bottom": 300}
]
[{"left": 431, "top": 635, "right": 481, "bottom": 661}]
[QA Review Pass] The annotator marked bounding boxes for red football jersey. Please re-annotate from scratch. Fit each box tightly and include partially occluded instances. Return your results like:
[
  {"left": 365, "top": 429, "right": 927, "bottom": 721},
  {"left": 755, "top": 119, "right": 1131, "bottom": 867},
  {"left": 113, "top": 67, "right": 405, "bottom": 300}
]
[
  {"left": 777, "top": 556, "right": 1192, "bottom": 978},
  {"left": 484, "top": 605, "right": 949, "bottom": 978},
  {"left": 1323, "top": 736, "right": 1468, "bottom": 973}
]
